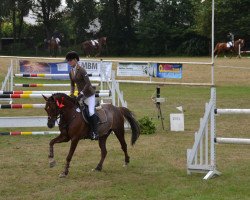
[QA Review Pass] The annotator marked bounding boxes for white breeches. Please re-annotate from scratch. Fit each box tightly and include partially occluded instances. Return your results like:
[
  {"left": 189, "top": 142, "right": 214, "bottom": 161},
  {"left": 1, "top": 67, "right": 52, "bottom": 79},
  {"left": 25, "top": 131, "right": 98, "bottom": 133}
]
[{"left": 84, "top": 94, "right": 95, "bottom": 116}]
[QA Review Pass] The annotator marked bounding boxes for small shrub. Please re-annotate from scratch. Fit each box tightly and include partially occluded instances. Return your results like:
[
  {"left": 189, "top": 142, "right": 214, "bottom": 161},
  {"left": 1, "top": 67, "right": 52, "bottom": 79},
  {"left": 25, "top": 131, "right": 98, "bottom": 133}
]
[{"left": 138, "top": 116, "right": 156, "bottom": 135}]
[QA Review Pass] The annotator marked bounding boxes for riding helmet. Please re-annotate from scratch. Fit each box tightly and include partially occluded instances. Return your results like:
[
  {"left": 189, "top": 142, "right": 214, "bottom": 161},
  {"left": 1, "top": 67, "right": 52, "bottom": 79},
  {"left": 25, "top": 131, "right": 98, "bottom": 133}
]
[{"left": 65, "top": 51, "right": 79, "bottom": 61}]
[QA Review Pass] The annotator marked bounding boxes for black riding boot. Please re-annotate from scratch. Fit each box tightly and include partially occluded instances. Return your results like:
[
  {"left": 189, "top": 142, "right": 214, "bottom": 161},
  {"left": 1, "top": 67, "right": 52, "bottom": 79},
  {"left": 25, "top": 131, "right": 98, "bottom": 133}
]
[{"left": 89, "top": 114, "right": 99, "bottom": 140}]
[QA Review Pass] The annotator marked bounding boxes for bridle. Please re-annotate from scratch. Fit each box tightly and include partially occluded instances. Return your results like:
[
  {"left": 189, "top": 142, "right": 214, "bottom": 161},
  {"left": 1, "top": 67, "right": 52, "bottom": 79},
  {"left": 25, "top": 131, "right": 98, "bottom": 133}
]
[
  {"left": 45, "top": 99, "right": 61, "bottom": 127},
  {"left": 45, "top": 95, "right": 78, "bottom": 128}
]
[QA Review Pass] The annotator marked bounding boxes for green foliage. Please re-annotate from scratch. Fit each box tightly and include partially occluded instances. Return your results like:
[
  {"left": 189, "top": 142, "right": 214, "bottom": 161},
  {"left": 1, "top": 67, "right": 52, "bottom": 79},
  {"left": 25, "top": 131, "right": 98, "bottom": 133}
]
[
  {"left": 138, "top": 116, "right": 156, "bottom": 135},
  {"left": 1, "top": 21, "right": 13, "bottom": 37},
  {"left": 1, "top": 0, "right": 249, "bottom": 56},
  {"left": 177, "top": 36, "right": 210, "bottom": 56}
]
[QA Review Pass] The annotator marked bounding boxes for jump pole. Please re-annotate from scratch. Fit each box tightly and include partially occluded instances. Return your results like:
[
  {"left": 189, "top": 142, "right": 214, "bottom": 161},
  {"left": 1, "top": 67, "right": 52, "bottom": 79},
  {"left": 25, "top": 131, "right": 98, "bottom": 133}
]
[
  {"left": 215, "top": 109, "right": 250, "bottom": 114},
  {"left": 215, "top": 137, "right": 250, "bottom": 145},
  {"left": 0, "top": 131, "right": 60, "bottom": 136},
  {"left": 14, "top": 83, "right": 100, "bottom": 87},
  {"left": 0, "top": 104, "right": 45, "bottom": 109},
  {"left": 0, "top": 90, "right": 110, "bottom": 94},
  {"left": 14, "top": 73, "right": 101, "bottom": 77},
  {"left": 0, "top": 93, "right": 111, "bottom": 98}
]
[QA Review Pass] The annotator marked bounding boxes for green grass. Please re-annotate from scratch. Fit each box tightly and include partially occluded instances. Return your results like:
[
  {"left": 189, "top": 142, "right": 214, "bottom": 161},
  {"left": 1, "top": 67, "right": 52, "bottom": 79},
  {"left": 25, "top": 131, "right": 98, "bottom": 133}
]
[{"left": 1, "top": 57, "right": 250, "bottom": 199}]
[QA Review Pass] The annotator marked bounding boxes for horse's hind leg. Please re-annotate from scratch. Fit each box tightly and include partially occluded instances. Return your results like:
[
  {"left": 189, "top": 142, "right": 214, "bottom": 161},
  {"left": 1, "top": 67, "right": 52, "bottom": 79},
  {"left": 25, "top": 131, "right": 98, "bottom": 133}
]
[
  {"left": 94, "top": 133, "right": 110, "bottom": 171},
  {"left": 114, "top": 128, "right": 130, "bottom": 167},
  {"left": 48, "top": 134, "right": 70, "bottom": 168}
]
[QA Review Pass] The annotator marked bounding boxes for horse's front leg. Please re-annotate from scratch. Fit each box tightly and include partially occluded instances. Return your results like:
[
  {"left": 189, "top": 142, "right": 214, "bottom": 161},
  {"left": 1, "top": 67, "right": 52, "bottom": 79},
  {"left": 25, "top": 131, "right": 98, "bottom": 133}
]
[
  {"left": 59, "top": 138, "right": 79, "bottom": 178},
  {"left": 49, "top": 133, "right": 70, "bottom": 168}
]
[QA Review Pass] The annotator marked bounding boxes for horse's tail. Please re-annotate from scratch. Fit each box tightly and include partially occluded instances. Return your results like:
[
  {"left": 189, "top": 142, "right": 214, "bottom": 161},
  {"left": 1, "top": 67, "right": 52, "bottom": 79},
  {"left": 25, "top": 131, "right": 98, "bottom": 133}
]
[{"left": 119, "top": 107, "right": 140, "bottom": 145}]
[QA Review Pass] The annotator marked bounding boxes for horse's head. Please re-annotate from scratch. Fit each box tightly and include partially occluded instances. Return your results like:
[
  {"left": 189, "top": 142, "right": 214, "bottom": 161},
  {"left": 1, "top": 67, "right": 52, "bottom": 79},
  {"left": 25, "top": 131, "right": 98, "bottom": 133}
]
[
  {"left": 100, "top": 37, "right": 107, "bottom": 45},
  {"left": 59, "top": 33, "right": 64, "bottom": 40},
  {"left": 43, "top": 93, "right": 73, "bottom": 128},
  {"left": 234, "top": 39, "right": 245, "bottom": 47},
  {"left": 43, "top": 94, "right": 60, "bottom": 128},
  {"left": 238, "top": 39, "right": 245, "bottom": 47}
]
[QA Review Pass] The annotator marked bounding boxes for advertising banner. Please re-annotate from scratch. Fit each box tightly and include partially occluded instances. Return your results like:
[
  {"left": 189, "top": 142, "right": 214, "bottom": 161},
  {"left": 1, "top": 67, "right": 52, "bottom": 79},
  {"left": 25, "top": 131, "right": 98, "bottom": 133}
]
[
  {"left": 19, "top": 60, "right": 112, "bottom": 80},
  {"left": 79, "top": 60, "right": 112, "bottom": 80},
  {"left": 117, "top": 62, "right": 149, "bottom": 77},
  {"left": 149, "top": 63, "right": 182, "bottom": 79},
  {"left": 19, "top": 60, "right": 51, "bottom": 73}
]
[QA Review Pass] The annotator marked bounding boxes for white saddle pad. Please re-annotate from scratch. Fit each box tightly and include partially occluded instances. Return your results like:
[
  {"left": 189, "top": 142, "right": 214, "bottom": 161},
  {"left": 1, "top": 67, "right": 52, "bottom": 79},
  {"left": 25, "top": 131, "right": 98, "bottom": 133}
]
[
  {"left": 226, "top": 42, "right": 232, "bottom": 48},
  {"left": 91, "top": 40, "right": 98, "bottom": 46}
]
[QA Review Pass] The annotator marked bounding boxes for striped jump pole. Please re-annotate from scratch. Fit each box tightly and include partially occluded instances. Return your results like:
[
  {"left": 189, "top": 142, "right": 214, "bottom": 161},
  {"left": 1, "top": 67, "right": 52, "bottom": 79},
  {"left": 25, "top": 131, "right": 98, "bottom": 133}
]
[
  {"left": 0, "top": 104, "right": 45, "bottom": 109},
  {"left": 14, "top": 83, "right": 100, "bottom": 87},
  {"left": 14, "top": 73, "right": 100, "bottom": 77},
  {"left": 0, "top": 131, "right": 60, "bottom": 136},
  {"left": 0, "top": 90, "right": 110, "bottom": 94},
  {"left": 0, "top": 93, "right": 111, "bottom": 98}
]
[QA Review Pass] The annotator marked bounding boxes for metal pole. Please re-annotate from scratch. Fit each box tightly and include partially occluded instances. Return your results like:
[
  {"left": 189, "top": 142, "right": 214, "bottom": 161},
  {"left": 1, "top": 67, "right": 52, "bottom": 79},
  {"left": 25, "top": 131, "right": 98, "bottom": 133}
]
[
  {"left": 211, "top": 0, "right": 215, "bottom": 86},
  {"left": 156, "top": 86, "right": 164, "bottom": 130}
]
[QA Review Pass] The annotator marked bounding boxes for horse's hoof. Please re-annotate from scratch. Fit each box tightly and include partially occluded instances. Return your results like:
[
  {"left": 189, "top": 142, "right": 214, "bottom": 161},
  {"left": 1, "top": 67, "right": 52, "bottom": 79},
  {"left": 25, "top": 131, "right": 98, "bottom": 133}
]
[
  {"left": 59, "top": 172, "right": 67, "bottom": 178},
  {"left": 92, "top": 167, "right": 102, "bottom": 172},
  {"left": 123, "top": 162, "right": 129, "bottom": 168},
  {"left": 49, "top": 159, "right": 56, "bottom": 168},
  {"left": 49, "top": 161, "right": 56, "bottom": 168}
]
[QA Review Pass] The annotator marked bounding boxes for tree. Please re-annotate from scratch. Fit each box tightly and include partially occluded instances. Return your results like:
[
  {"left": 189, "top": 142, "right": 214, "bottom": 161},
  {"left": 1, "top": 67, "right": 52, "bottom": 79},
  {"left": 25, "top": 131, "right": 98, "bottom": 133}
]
[
  {"left": 0, "top": 0, "right": 10, "bottom": 37},
  {"left": 32, "top": 0, "right": 62, "bottom": 38},
  {"left": 194, "top": 0, "right": 250, "bottom": 44},
  {"left": 66, "top": 0, "right": 97, "bottom": 43},
  {"left": 99, "top": 0, "right": 138, "bottom": 55},
  {"left": 215, "top": 0, "right": 250, "bottom": 42},
  {"left": 136, "top": 0, "right": 197, "bottom": 55},
  {"left": 17, "top": 0, "right": 32, "bottom": 40},
  {"left": 0, "top": 0, "right": 31, "bottom": 42}
]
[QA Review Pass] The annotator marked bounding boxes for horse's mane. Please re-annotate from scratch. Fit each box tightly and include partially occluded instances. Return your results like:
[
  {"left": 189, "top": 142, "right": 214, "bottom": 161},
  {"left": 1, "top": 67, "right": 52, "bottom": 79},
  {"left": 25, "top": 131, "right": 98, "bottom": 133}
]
[{"left": 51, "top": 93, "right": 75, "bottom": 104}]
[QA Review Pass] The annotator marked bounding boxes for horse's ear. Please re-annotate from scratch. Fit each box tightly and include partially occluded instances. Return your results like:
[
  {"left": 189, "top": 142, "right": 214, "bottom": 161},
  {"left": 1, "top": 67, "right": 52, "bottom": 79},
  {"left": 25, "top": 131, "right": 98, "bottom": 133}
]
[{"left": 42, "top": 94, "right": 48, "bottom": 101}]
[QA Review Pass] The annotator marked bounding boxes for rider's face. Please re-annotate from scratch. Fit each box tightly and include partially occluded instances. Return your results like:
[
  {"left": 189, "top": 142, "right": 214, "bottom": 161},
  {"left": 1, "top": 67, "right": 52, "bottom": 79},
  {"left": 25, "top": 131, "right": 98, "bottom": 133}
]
[{"left": 67, "top": 59, "right": 77, "bottom": 67}]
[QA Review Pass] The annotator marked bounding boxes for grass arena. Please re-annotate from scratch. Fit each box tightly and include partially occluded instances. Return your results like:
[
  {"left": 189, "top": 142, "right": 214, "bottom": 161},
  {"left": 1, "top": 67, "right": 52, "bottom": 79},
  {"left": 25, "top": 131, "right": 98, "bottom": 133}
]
[{"left": 0, "top": 56, "right": 250, "bottom": 199}]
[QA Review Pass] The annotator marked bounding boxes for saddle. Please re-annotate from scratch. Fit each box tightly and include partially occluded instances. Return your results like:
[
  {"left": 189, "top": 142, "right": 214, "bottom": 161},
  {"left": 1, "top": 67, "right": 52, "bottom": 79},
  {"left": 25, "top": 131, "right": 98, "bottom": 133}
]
[
  {"left": 76, "top": 103, "right": 107, "bottom": 125},
  {"left": 74, "top": 101, "right": 108, "bottom": 140}
]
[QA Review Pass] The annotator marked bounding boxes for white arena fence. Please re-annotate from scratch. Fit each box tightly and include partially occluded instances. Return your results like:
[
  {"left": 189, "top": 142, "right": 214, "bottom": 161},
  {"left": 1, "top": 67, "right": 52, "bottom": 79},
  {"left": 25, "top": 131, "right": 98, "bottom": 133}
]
[
  {"left": 187, "top": 87, "right": 250, "bottom": 180},
  {"left": 239, "top": 44, "right": 250, "bottom": 58},
  {"left": 1, "top": 56, "right": 213, "bottom": 89}
]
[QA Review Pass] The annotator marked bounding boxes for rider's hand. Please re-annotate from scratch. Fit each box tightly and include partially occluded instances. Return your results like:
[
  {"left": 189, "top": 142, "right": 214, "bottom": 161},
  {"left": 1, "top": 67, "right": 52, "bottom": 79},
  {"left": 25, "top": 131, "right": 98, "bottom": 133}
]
[{"left": 76, "top": 93, "right": 87, "bottom": 101}]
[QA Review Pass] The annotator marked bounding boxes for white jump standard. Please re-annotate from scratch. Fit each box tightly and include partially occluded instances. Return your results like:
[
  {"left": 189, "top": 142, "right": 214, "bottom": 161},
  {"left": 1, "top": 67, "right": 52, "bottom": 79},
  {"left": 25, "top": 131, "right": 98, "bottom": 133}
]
[{"left": 187, "top": 87, "right": 250, "bottom": 180}]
